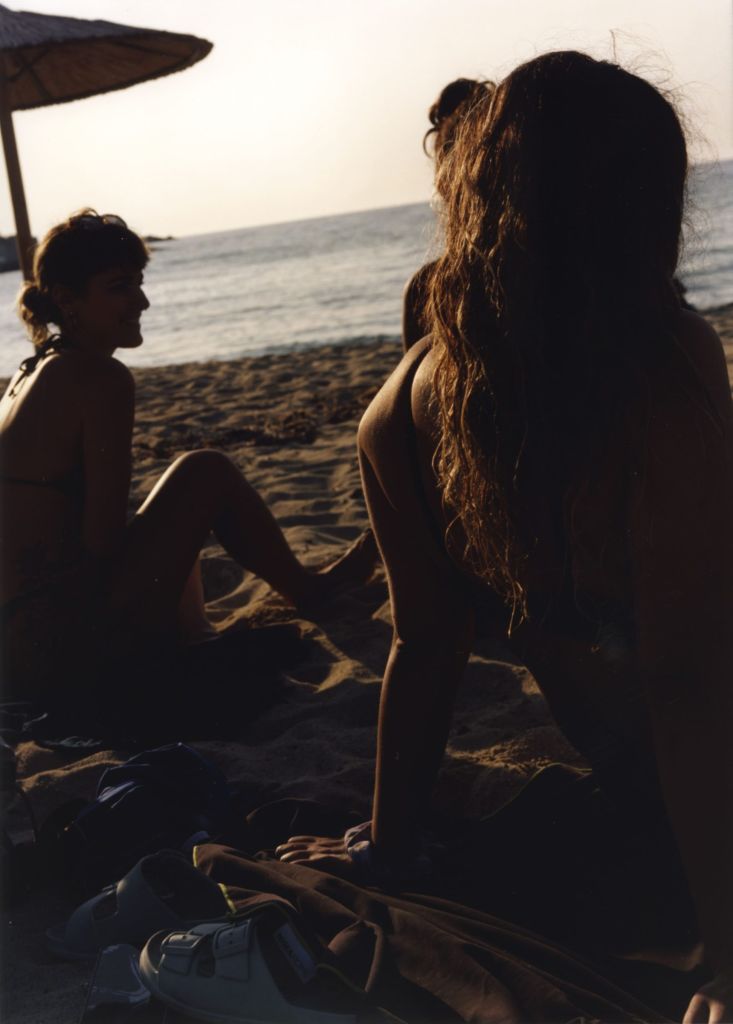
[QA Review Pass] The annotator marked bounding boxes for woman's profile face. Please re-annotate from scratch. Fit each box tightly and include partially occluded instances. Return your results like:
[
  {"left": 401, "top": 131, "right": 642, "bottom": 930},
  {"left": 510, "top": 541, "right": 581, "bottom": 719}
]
[{"left": 68, "top": 265, "right": 149, "bottom": 353}]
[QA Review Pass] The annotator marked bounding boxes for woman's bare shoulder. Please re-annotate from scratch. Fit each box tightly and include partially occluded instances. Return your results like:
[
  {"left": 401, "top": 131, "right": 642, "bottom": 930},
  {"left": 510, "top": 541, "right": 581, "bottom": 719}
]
[
  {"left": 42, "top": 351, "right": 135, "bottom": 407},
  {"left": 411, "top": 342, "right": 440, "bottom": 435},
  {"left": 358, "top": 337, "right": 432, "bottom": 460},
  {"left": 60, "top": 350, "right": 133, "bottom": 385}
]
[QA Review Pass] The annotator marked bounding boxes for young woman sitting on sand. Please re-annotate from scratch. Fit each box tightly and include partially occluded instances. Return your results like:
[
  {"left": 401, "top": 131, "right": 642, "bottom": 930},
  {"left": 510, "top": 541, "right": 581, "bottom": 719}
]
[
  {"left": 401, "top": 77, "right": 494, "bottom": 352},
  {"left": 0, "top": 210, "right": 375, "bottom": 700},
  {"left": 278, "top": 53, "right": 733, "bottom": 1021}
]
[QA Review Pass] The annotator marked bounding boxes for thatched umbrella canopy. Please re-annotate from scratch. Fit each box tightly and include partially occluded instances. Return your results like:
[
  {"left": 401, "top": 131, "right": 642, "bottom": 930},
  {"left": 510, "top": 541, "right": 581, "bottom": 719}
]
[{"left": 0, "top": 3, "right": 212, "bottom": 278}]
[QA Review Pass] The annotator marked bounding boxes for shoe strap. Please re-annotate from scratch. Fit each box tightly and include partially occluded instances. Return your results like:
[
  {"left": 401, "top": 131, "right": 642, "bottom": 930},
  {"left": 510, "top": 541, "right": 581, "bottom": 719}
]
[
  {"left": 213, "top": 920, "right": 253, "bottom": 958},
  {"left": 159, "top": 922, "right": 222, "bottom": 975}
]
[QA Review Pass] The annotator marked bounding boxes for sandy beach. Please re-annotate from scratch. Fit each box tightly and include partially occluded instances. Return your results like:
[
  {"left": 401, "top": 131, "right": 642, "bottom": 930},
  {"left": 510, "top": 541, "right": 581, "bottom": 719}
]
[{"left": 3, "top": 304, "right": 733, "bottom": 1023}]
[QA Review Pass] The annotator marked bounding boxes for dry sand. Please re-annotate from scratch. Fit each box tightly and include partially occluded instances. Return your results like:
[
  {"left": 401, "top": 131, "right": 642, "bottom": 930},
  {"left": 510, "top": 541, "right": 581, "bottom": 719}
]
[{"left": 3, "top": 305, "right": 733, "bottom": 1023}]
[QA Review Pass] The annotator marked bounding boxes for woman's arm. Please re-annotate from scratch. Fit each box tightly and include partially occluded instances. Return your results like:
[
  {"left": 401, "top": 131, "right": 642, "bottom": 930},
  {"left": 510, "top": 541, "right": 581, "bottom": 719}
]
[
  {"left": 359, "top": 453, "right": 474, "bottom": 855},
  {"left": 357, "top": 342, "right": 474, "bottom": 855},
  {"left": 629, "top": 314, "right": 733, "bottom": 1017},
  {"left": 80, "top": 356, "right": 135, "bottom": 557},
  {"left": 277, "top": 342, "right": 474, "bottom": 873}
]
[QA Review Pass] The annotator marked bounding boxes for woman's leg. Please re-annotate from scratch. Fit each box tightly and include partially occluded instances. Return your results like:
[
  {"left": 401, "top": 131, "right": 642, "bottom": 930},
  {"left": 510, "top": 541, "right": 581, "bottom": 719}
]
[{"left": 108, "top": 450, "right": 375, "bottom": 637}]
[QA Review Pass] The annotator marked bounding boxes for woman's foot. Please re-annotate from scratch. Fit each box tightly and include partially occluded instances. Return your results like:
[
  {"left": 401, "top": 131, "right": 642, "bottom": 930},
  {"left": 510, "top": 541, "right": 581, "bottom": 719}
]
[{"left": 292, "top": 529, "right": 379, "bottom": 608}]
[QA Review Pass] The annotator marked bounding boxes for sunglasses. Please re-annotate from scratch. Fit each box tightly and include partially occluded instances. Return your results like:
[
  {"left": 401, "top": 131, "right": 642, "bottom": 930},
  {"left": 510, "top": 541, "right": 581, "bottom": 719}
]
[{"left": 74, "top": 213, "right": 128, "bottom": 230}]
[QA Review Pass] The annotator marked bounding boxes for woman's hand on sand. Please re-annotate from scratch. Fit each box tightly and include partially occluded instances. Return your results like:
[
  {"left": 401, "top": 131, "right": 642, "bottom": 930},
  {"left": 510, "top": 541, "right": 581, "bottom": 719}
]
[
  {"left": 274, "top": 835, "right": 359, "bottom": 880},
  {"left": 684, "top": 972, "right": 733, "bottom": 1023}
]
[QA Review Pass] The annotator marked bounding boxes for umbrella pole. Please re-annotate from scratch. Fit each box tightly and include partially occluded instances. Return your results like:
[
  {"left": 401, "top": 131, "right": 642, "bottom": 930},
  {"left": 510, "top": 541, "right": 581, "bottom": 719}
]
[{"left": 0, "top": 71, "right": 34, "bottom": 281}]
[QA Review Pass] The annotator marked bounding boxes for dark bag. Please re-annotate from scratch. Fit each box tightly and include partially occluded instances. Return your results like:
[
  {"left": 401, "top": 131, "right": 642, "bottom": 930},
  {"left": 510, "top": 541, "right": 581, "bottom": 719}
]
[{"left": 55, "top": 743, "right": 232, "bottom": 892}]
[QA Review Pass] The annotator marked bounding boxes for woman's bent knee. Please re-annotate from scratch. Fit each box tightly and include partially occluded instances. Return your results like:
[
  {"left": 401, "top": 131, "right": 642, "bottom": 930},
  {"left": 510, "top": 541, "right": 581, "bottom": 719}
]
[
  {"left": 159, "top": 449, "right": 245, "bottom": 505},
  {"left": 171, "top": 448, "right": 239, "bottom": 484}
]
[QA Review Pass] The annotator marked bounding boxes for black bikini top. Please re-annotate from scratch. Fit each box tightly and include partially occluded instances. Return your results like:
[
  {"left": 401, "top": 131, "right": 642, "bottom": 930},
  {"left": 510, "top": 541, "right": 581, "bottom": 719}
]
[{"left": 0, "top": 464, "right": 84, "bottom": 501}]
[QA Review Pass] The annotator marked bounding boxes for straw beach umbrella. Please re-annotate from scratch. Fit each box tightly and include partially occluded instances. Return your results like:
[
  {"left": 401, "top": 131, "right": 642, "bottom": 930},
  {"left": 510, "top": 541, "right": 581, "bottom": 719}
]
[{"left": 0, "top": 3, "right": 212, "bottom": 278}]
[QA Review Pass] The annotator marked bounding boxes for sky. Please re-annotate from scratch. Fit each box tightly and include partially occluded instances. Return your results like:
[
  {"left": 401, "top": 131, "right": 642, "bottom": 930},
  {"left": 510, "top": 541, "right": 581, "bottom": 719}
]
[{"left": 1, "top": 0, "right": 731, "bottom": 239}]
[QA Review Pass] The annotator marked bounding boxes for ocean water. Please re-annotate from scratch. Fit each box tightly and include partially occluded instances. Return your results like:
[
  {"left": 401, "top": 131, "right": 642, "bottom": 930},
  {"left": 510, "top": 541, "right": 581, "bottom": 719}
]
[{"left": 0, "top": 159, "right": 730, "bottom": 377}]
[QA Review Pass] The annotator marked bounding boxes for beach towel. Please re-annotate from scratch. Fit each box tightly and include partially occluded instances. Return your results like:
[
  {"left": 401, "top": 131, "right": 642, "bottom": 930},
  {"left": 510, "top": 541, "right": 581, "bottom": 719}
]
[
  {"left": 194, "top": 769, "right": 705, "bottom": 1022},
  {"left": 193, "top": 844, "right": 693, "bottom": 1023}
]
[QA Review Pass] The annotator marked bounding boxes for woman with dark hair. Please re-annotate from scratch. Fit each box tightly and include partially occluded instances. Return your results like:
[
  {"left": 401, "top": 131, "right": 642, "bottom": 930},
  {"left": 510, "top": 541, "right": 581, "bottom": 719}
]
[
  {"left": 0, "top": 210, "right": 375, "bottom": 699},
  {"left": 278, "top": 53, "right": 733, "bottom": 1020},
  {"left": 402, "top": 77, "right": 495, "bottom": 351}
]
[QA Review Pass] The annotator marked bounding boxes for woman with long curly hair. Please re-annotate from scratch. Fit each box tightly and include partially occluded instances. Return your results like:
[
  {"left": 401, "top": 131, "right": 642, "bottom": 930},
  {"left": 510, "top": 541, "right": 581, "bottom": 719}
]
[{"left": 278, "top": 52, "right": 733, "bottom": 1020}]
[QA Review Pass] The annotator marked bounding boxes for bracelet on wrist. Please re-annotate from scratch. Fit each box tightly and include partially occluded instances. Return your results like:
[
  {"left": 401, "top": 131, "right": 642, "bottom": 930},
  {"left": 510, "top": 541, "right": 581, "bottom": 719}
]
[{"left": 343, "top": 821, "right": 437, "bottom": 887}]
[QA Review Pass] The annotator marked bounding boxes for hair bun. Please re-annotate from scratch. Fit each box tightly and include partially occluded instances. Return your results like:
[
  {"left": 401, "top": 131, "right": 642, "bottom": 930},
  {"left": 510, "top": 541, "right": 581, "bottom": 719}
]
[
  {"left": 18, "top": 282, "right": 58, "bottom": 324},
  {"left": 17, "top": 281, "right": 60, "bottom": 347}
]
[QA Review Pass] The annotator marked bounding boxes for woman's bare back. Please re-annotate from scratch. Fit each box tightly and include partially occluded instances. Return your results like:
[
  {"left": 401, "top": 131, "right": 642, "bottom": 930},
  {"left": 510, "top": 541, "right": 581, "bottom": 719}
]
[
  {"left": 0, "top": 350, "right": 134, "bottom": 604},
  {"left": 359, "top": 309, "right": 731, "bottom": 796}
]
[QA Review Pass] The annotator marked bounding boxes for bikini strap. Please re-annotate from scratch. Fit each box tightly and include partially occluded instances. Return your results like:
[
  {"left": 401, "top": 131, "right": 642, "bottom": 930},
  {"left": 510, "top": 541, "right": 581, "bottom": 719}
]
[
  {"left": 18, "top": 333, "right": 66, "bottom": 374},
  {"left": 9, "top": 334, "right": 66, "bottom": 397}
]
